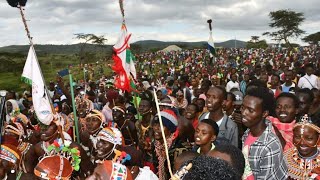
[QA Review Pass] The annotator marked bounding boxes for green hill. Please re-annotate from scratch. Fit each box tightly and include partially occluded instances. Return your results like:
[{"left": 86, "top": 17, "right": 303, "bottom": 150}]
[
  {"left": 0, "top": 44, "right": 113, "bottom": 55},
  {"left": 0, "top": 39, "right": 247, "bottom": 91},
  {"left": 0, "top": 39, "right": 247, "bottom": 54}
]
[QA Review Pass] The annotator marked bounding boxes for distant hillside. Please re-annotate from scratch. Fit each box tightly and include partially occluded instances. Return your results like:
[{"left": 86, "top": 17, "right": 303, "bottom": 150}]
[
  {"left": 0, "top": 44, "right": 113, "bottom": 55},
  {"left": 0, "top": 40, "right": 247, "bottom": 54}
]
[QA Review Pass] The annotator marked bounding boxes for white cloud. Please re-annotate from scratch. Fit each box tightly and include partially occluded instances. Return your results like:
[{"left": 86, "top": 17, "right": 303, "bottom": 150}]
[{"left": 0, "top": 0, "right": 319, "bottom": 47}]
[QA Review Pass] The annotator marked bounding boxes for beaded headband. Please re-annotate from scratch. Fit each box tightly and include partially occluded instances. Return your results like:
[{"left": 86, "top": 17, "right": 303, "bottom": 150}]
[
  {"left": 294, "top": 114, "right": 320, "bottom": 134},
  {"left": 159, "top": 102, "right": 175, "bottom": 108},
  {"left": 112, "top": 106, "right": 125, "bottom": 114},
  {"left": 97, "top": 127, "right": 122, "bottom": 146},
  {"left": 0, "top": 145, "right": 20, "bottom": 164},
  {"left": 86, "top": 110, "right": 106, "bottom": 123},
  {"left": 75, "top": 98, "right": 93, "bottom": 111},
  {"left": 5, "top": 122, "right": 24, "bottom": 138}
]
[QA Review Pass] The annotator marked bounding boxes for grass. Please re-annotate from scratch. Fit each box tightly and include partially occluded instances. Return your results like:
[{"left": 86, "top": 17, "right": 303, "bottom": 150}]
[{"left": 0, "top": 53, "right": 113, "bottom": 92}]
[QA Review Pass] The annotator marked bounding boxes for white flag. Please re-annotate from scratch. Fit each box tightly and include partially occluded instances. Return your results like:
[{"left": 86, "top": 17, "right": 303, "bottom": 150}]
[{"left": 22, "top": 45, "right": 53, "bottom": 125}]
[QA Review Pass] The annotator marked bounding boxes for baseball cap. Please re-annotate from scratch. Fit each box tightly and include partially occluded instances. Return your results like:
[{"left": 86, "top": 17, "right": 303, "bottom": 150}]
[{"left": 232, "top": 90, "right": 243, "bottom": 105}]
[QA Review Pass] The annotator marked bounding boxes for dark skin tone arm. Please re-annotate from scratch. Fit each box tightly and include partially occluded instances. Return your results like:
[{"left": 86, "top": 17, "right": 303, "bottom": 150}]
[
  {"left": 56, "top": 76, "right": 72, "bottom": 106},
  {"left": 24, "top": 143, "right": 45, "bottom": 173},
  {"left": 127, "top": 121, "right": 139, "bottom": 147}
]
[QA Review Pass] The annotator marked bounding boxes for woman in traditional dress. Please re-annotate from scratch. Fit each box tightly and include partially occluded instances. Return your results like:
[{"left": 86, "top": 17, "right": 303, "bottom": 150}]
[{"left": 284, "top": 114, "right": 320, "bottom": 179}]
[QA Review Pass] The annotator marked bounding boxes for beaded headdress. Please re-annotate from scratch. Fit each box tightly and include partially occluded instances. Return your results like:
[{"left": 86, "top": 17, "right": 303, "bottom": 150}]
[
  {"left": 0, "top": 144, "right": 21, "bottom": 164},
  {"left": 294, "top": 114, "right": 320, "bottom": 134},
  {"left": 112, "top": 106, "right": 126, "bottom": 114},
  {"left": 97, "top": 127, "right": 123, "bottom": 146},
  {"left": 86, "top": 109, "right": 106, "bottom": 123},
  {"left": 34, "top": 138, "right": 81, "bottom": 179}
]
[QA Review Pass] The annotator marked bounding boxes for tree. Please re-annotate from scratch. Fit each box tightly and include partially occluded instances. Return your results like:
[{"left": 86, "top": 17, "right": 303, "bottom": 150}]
[
  {"left": 250, "top": 36, "right": 260, "bottom": 43},
  {"left": 246, "top": 40, "right": 268, "bottom": 49},
  {"left": 263, "top": 9, "right": 305, "bottom": 48},
  {"left": 302, "top": 32, "right": 320, "bottom": 46},
  {"left": 73, "top": 33, "right": 107, "bottom": 64}
]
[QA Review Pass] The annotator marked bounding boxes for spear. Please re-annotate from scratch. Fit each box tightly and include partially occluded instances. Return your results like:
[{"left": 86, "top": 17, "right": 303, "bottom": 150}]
[{"left": 7, "top": 0, "right": 63, "bottom": 140}]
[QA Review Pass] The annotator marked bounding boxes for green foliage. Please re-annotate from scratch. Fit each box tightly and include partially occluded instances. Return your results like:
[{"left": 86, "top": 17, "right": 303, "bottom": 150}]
[
  {"left": 74, "top": 33, "right": 108, "bottom": 64},
  {"left": 263, "top": 9, "right": 305, "bottom": 47},
  {"left": 246, "top": 40, "right": 268, "bottom": 49},
  {"left": 47, "top": 143, "right": 81, "bottom": 171},
  {"left": 0, "top": 52, "right": 113, "bottom": 92},
  {"left": 280, "top": 43, "right": 300, "bottom": 48},
  {"left": 302, "top": 32, "right": 320, "bottom": 45},
  {"left": 250, "top": 36, "right": 260, "bottom": 43}
]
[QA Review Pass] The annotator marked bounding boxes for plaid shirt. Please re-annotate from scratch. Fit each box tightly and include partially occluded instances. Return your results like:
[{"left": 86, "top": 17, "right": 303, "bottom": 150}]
[{"left": 242, "top": 120, "right": 288, "bottom": 180}]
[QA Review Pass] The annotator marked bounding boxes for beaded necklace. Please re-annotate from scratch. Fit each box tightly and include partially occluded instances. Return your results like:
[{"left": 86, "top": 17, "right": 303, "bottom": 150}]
[{"left": 285, "top": 147, "right": 320, "bottom": 180}]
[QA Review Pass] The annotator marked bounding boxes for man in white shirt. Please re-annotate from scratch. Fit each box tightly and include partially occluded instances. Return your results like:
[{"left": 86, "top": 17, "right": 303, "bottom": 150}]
[
  {"left": 226, "top": 74, "right": 240, "bottom": 92},
  {"left": 298, "top": 63, "right": 319, "bottom": 89}
]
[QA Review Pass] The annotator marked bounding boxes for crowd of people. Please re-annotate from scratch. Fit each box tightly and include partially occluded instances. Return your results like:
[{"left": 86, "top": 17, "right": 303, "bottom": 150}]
[{"left": 1, "top": 45, "right": 320, "bottom": 179}]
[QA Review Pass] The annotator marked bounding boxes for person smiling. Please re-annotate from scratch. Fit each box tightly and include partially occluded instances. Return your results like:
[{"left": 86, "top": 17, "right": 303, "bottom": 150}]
[
  {"left": 269, "top": 92, "right": 299, "bottom": 151},
  {"left": 284, "top": 115, "right": 320, "bottom": 179},
  {"left": 241, "top": 87, "right": 287, "bottom": 180},
  {"left": 184, "top": 103, "right": 200, "bottom": 129}
]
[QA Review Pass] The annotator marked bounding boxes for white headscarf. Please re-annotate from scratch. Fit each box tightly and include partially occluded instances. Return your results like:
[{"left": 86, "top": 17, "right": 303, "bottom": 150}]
[{"left": 135, "top": 166, "right": 159, "bottom": 180}]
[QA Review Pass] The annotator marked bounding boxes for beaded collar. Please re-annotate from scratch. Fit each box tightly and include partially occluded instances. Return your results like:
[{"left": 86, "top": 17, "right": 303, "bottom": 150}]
[{"left": 286, "top": 147, "right": 320, "bottom": 179}]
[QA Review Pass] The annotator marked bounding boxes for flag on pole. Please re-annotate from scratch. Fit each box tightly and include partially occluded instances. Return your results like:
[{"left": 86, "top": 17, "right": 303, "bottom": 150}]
[
  {"left": 112, "top": 24, "right": 137, "bottom": 92},
  {"left": 21, "top": 45, "right": 53, "bottom": 125},
  {"left": 208, "top": 31, "right": 216, "bottom": 57}
]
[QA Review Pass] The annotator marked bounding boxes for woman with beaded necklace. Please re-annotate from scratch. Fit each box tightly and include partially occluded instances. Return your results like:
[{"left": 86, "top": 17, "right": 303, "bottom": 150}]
[{"left": 284, "top": 114, "right": 320, "bottom": 179}]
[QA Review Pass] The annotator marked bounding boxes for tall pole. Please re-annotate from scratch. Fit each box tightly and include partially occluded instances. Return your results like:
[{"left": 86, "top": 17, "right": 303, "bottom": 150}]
[
  {"left": 0, "top": 91, "right": 7, "bottom": 145},
  {"left": 17, "top": 4, "right": 59, "bottom": 136},
  {"left": 207, "top": 19, "right": 213, "bottom": 65},
  {"left": 18, "top": 5, "right": 33, "bottom": 45},
  {"left": 69, "top": 72, "right": 80, "bottom": 144}
]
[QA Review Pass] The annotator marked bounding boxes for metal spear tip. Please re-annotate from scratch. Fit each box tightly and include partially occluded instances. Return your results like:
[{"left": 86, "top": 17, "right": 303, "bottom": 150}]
[{"left": 207, "top": 19, "right": 212, "bottom": 24}]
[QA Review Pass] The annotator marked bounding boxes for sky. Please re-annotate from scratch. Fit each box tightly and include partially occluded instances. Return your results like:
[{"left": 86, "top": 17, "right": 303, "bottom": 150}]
[{"left": 0, "top": 0, "right": 319, "bottom": 47}]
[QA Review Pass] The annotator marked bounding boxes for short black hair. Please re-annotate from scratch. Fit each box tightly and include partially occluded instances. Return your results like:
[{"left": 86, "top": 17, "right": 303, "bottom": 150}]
[
  {"left": 208, "top": 86, "right": 227, "bottom": 100},
  {"left": 211, "top": 144, "right": 245, "bottom": 177},
  {"left": 188, "top": 103, "right": 200, "bottom": 113},
  {"left": 277, "top": 92, "right": 299, "bottom": 108},
  {"left": 196, "top": 98, "right": 205, "bottom": 105},
  {"left": 305, "top": 63, "right": 314, "bottom": 69},
  {"left": 201, "top": 79, "right": 212, "bottom": 87},
  {"left": 201, "top": 119, "right": 219, "bottom": 136},
  {"left": 183, "top": 156, "right": 239, "bottom": 180},
  {"left": 247, "top": 79, "right": 267, "bottom": 89},
  {"left": 296, "top": 88, "right": 314, "bottom": 103},
  {"left": 272, "top": 74, "right": 280, "bottom": 81},
  {"left": 227, "top": 92, "right": 236, "bottom": 101},
  {"left": 246, "top": 86, "right": 275, "bottom": 114}
]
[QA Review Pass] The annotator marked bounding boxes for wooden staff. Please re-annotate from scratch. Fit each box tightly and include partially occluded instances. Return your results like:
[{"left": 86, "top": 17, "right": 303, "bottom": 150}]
[{"left": 153, "top": 89, "right": 173, "bottom": 178}]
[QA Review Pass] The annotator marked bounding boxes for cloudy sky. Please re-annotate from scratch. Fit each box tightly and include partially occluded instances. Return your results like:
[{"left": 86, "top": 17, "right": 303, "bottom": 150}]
[{"left": 0, "top": 0, "right": 319, "bottom": 47}]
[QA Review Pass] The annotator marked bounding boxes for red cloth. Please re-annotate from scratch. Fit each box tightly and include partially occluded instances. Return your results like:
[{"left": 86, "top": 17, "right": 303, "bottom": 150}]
[
  {"left": 192, "top": 118, "right": 199, "bottom": 129},
  {"left": 112, "top": 54, "right": 131, "bottom": 92},
  {"left": 268, "top": 116, "right": 295, "bottom": 151}
]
